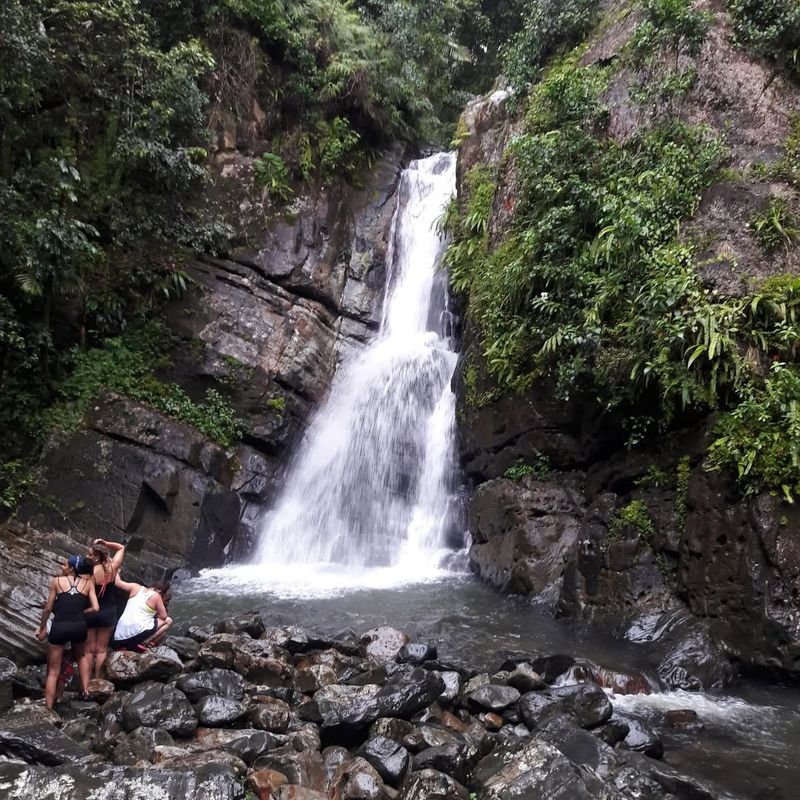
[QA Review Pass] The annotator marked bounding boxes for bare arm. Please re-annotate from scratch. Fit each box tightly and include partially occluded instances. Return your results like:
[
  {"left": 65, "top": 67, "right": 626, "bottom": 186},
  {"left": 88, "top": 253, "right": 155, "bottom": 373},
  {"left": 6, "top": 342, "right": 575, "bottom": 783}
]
[
  {"left": 114, "top": 573, "right": 141, "bottom": 595},
  {"left": 84, "top": 580, "right": 99, "bottom": 614},
  {"left": 95, "top": 538, "right": 126, "bottom": 570},
  {"left": 37, "top": 579, "right": 57, "bottom": 640},
  {"left": 148, "top": 592, "right": 169, "bottom": 622}
]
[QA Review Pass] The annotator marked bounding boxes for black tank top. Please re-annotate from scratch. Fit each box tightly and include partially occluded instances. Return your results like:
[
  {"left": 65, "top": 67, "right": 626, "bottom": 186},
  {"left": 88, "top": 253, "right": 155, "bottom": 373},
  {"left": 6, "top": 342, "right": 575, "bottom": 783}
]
[
  {"left": 97, "top": 571, "right": 116, "bottom": 607},
  {"left": 53, "top": 578, "right": 89, "bottom": 622}
]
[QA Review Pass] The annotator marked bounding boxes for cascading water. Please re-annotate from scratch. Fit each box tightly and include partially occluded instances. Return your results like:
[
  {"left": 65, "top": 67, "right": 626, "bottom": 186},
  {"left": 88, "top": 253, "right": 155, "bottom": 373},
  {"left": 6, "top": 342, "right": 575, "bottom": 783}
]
[{"left": 255, "top": 152, "right": 460, "bottom": 574}]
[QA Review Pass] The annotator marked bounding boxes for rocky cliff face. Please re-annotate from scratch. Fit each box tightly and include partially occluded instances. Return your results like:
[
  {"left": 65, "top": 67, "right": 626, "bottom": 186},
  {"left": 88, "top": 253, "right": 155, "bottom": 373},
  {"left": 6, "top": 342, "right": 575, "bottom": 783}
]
[
  {"left": 3, "top": 143, "right": 406, "bottom": 662},
  {"left": 455, "top": 2, "right": 800, "bottom": 679}
]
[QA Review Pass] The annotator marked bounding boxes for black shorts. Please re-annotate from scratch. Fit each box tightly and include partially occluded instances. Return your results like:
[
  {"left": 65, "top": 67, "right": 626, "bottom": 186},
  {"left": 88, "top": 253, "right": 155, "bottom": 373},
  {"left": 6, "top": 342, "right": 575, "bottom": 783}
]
[
  {"left": 85, "top": 604, "right": 117, "bottom": 630},
  {"left": 48, "top": 621, "right": 87, "bottom": 647},
  {"left": 112, "top": 619, "right": 158, "bottom": 650}
]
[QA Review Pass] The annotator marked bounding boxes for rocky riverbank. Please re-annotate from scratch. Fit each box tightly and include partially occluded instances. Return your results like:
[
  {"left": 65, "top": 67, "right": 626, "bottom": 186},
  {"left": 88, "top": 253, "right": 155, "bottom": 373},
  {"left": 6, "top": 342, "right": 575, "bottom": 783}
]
[{"left": 0, "top": 612, "right": 730, "bottom": 799}]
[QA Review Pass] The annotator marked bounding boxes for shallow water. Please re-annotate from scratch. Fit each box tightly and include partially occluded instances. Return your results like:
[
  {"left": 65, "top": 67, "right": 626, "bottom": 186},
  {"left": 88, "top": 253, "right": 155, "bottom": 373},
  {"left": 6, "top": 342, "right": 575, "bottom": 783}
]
[{"left": 172, "top": 569, "right": 800, "bottom": 800}]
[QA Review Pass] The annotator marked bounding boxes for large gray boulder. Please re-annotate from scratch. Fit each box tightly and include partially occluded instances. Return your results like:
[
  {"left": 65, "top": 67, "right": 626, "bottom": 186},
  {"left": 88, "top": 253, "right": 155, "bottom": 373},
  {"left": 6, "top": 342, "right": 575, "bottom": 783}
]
[
  {"left": 121, "top": 682, "right": 197, "bottom": 737},
  {"left": 0, "top": 761, "right": 244, "bottom": 799}
]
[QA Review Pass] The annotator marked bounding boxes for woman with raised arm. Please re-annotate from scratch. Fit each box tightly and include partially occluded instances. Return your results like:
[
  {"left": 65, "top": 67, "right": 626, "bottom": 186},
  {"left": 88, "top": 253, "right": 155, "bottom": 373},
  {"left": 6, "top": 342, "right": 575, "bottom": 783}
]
[
  {"left": 84, "top": 538, "right": 126, "bottom": 679},
  {"left": 36, "top": 556, "right": 99, "bottom": 708},
  {"left": 112, "top": 576, "right": 173, "bottom": 652}
]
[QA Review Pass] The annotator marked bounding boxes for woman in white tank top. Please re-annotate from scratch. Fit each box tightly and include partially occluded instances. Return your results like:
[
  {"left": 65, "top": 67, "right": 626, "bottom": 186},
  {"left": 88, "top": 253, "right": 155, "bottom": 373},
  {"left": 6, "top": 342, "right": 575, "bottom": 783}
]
[{"left": 111, "top": 577, "right": 173, "bottom": 652}]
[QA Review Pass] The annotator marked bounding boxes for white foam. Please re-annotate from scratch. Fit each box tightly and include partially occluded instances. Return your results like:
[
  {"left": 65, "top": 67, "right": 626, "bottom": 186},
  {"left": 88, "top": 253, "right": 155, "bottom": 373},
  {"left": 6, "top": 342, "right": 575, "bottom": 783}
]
[
  {"left": 182, "top": 555, "right": 464, "bottom": 600},
  {"left": 609, "top": 688, "right": 776, "bottom": 727}
]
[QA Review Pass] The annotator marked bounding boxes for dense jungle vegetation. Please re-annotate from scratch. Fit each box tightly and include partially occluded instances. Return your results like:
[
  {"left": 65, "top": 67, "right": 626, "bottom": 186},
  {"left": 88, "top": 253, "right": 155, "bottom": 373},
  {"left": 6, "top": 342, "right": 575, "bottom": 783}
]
[
  {"left": 446, "top": 0, "right": 800, "bottom": 500},
  {"left": 0, "top": 0, "right": 527, "bottom": 506},
  {"left": 2, "top": 0, "right": 799, "bottom": 510}
]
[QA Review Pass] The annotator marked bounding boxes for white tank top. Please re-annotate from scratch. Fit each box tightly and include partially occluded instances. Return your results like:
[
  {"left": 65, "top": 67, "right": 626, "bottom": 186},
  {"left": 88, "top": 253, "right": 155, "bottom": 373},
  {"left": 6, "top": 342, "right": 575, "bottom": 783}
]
[{"left": 114, "top": 588, "right": 157, "bottom": 640}]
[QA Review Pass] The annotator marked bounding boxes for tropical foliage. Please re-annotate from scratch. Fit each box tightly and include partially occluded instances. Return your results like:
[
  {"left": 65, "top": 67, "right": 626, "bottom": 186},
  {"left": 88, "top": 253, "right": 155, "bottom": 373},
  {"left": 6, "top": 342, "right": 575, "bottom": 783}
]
[
  {"left": 0, "top": 0, "right": 518, "bottom": 505},
  {"left": 448, "top": 1, "right": 800, "bottom": 499}
]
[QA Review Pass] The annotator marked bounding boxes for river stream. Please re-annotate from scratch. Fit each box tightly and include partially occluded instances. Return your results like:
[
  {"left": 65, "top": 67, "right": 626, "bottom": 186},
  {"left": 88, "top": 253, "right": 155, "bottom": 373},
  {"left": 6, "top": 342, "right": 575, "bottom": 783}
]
[
  {"left": 172, "top": 570, "right": 800, "bottom": 800},
  {"left": 172, "top": 152, "right": 800, "bottom": 799}
]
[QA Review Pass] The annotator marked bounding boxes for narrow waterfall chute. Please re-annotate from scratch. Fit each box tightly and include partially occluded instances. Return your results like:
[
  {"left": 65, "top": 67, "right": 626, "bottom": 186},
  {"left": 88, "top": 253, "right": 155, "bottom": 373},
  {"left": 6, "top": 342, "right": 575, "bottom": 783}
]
[{"left": 255, "top": 152, "right": 460, "bottom": 572}]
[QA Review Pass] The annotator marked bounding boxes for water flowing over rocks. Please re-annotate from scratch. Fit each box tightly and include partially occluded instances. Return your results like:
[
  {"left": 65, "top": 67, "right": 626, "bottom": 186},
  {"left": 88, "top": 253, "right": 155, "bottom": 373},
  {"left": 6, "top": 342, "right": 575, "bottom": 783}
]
[
  {"left": 6, "top": 148, "right": 407, "bottom": 644},
  {"left": 0, "top": 612, "right": 740, "bottom": 799}
]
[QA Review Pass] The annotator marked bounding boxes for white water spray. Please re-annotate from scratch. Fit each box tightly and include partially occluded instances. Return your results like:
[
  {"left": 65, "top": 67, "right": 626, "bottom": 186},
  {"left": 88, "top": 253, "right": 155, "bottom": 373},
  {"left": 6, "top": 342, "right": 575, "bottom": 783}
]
[{"left": 255, "top": 153, "right": 459, "bottom": 575}]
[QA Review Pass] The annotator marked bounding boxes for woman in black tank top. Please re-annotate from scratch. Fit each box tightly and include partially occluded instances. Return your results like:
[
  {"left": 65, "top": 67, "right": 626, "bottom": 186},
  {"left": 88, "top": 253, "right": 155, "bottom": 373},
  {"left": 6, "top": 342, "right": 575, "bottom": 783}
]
[
  {"left": 36, "top": 556, "right": 99, "bottom": 709},
  {"left": 84, "top": 538, "right": 126, "bottom": 680}
]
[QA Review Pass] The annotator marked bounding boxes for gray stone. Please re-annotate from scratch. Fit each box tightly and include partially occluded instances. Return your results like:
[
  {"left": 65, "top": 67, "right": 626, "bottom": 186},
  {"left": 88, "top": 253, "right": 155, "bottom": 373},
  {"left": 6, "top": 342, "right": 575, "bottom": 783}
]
[
  {"left": 196, "top": 696, "right": 248, "bottom": 727},
  {"left": 519, "top": 685, "right": 612, "bottom": 731},
  {"left": 248, "top": 696, "right": 291, "bottom": 733},
  {"left": 396, "top": 768, "right": 468, "bottom": 800},
  {"left": 114, "top": 726, "right": 174, "bottom": 766},
  {"left": 467, "top": 684, "right": 520, "bottom": 713},
  {"left": 105, "top": 648, "right": 183, "bottom": 685},
  {"left": 165, "top": 636, "right": 201, "bottom": 661},
  {"left": 472, "top": 738, "right": 601, "bottom": 800},
  {"left": 0, "top": 719, "right": 90, "bottom": 766},
  {"left": 363, "top": 627, "right": 410, "bottom": 663},
  {"left": 121, "top": 682, "right": 197, "bottom": 737},
  {"left": 329, "top": 756, "right": 386, "bottom": 800},
  {"left": 177, "top": 668, "right": 247, "bottom": 702},
  {"left": 359, "top": 735, "right": 410, "bottom": 785}
]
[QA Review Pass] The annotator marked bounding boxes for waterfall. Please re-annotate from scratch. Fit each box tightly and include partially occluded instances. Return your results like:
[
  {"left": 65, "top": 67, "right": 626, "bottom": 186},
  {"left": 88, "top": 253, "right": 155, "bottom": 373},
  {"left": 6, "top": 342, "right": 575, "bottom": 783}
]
[{"left": 255, "top": 152, "right": 459, "bottom": 572}]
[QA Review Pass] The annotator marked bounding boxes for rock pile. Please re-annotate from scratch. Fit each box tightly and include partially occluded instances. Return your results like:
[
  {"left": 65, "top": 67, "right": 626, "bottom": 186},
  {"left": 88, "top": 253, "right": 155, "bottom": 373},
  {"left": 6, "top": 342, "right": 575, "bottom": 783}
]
[{"left": 0, "top": 615, "right": 721, "bottom": 799}]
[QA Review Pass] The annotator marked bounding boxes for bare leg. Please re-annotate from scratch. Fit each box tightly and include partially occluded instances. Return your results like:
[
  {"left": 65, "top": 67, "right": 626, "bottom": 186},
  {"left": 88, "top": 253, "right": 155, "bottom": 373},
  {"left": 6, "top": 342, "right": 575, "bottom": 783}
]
[
  {"left": 93, "top": 627, "right": 113, "bottom": 678},
  {"left": 45, "top": 644, "right": 65, "bottom": 710},
  {"left": 142, "top": 616, "right": 173, "bottom": 646},
  {"left": 74, "top": 641, "right": 90, "bottom": 697},
  {"left": 85, "top": 627, "right": 98, "bottom": 677}
]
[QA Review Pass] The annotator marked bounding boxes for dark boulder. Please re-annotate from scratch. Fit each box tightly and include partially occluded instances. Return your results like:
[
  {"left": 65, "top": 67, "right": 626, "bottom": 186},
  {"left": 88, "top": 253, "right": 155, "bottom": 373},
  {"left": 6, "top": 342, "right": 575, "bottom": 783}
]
[
  {"left": 618, "top": 714, "right": 664, "bottom": 760},
  {"left": 0, "top": 761, "right": 244, "bottom": 799},
  {"left": 120, "top": 682, "right": 197, "bottom": 737},
  {"left": 519, "top": 684, "right": 612, "bottom": 731},
  {"left": 472, "top": 737, "right": 602, "bottom": 799},
  {"left": 436, "top": 672, "right": 462, "bottom": 705},
  {"left": 195, "top": 726, "right": 279, "bottom": 765},
  {"left": 396, "top": 768, "right": 468, "bottom": 800},
  {"left": 104, "top": 648, "right": 183, "bottom": 686},
  {"left": 196, "top": 695, "right": 248, "bottom": 727},
  {"left": 0, "top": 719, "right": 91, "bottom": 766},
  {"left": 329, "top": 755, "right": 387, "bottom": 800},
  {"left": 0, "top": 657, "right": 17, "bottom": 713},
  {"left": 656, "top": 625, "right": 733, "bottom": 691},
  {"left": 113, "top": 726, "right": 174, "bottom": 766},
  {"left": 177, "top": 668, "right": 247, "bottom": 702},
  {"left": 12, "top": 665, "right": 45, "bottom": 700},
  {"left": 93, "top": 691, "right": 129, "bottom": 757},
  {"left": 537, "top": 715, "right": 617, "bottom": 775},
  {"left": 359, "top": 735, "right": 410, "bottom": 785},
  {"left": 213, "top": 611, "right": 266, "bottom": 639},
  {"left": 594, "top": 716, "right": 631, "bottom": 747},
  {"left": 165, "top": 635, "right": 201, "bottom": 662},
  {"left": 410, "top": 740, "right": 479, "bottom": 783},
  {"left": 254, "top": 746, "right": 327, "bottom": 790},
  {"left": 307, "top": 670, "right": 444, "bottom": 731},
  {"left": 248, "top": 696, "right": 291, "bottom": 733}
]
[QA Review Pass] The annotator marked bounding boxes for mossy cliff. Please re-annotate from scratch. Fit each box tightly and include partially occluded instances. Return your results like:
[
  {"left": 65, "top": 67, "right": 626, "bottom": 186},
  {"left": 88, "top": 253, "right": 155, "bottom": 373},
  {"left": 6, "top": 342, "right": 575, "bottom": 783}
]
[{"left": 449, "top": 0, "right": 800, "bottom": 678}]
